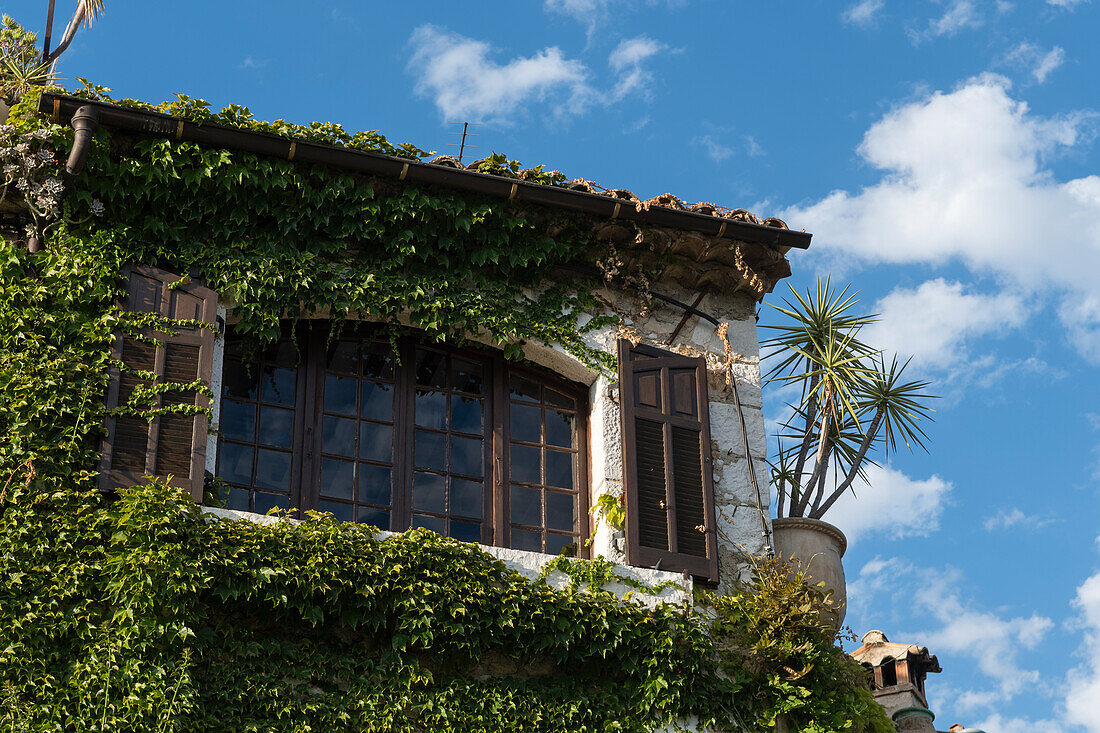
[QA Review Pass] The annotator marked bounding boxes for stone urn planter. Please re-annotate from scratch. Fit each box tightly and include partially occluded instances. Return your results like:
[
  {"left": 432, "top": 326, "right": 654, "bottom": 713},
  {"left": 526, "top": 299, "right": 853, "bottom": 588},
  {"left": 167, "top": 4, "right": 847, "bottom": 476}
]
[{"left": 771, "top": 517, "right": 847, "bottom": 627}]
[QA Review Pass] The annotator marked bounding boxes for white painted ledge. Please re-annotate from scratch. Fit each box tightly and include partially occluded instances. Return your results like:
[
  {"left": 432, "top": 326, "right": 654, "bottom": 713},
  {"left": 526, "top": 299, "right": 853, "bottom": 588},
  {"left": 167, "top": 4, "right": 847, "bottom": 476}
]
[{"left": 201, "top": 506, "right": 692, "bottom": 608}]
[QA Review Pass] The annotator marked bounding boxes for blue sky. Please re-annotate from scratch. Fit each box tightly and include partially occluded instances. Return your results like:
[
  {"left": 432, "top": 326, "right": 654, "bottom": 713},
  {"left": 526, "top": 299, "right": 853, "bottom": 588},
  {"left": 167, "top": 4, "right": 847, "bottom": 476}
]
[{"left": 10, "top": 1, "right": 1100, "bottom": 729}]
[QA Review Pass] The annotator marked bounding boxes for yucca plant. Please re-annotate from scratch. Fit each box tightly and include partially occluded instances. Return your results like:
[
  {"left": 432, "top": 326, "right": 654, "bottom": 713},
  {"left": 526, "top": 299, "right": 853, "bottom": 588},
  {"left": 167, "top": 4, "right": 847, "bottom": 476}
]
[{"left": 763, "top": 278, "right": 936, "bottom": 520}]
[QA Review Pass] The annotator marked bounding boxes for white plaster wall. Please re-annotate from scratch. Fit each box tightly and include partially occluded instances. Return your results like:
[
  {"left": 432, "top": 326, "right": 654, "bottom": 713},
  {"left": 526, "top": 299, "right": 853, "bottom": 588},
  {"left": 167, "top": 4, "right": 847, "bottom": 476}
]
[{"left": 204, "top": 304, "right": 226, "bottom": 479}]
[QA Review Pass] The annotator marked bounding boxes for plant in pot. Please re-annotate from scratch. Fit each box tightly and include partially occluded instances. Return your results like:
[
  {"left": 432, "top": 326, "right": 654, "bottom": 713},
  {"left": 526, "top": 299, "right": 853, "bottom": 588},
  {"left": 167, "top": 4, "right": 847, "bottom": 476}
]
[{"left": 762, "top": 278, "right": 935, "bottom": 626}]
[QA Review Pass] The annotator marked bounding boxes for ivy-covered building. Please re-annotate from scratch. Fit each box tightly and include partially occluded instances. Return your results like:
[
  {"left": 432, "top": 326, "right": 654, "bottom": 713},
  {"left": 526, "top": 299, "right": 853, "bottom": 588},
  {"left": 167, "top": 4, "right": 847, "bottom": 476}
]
[
  {"left": 43, "top": 89, "right": 808, "bottom": 590},
  {"left": 0, "top": 80, "right": 891, "bottom": 732}
]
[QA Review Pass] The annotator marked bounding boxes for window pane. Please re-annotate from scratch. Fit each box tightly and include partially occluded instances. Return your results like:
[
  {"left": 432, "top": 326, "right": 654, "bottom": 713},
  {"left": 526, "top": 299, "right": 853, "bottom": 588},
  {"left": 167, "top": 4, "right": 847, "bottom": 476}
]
[
  {"left": 415, "top": 349, "right": 447, "bottom": 388},
  {"left": 265, "top": 341, "right": 298, "bottom": 368},
  {"left": 545, "top": 410, "right": 574, "bottom": 449},
  {"left": 451, "top": 435, "right": 483, "bottom": 478},
  {"left": 451, "top": 396, "right": 482, "bottom": 435},
  {"left": 547, "top": 533, "right": 576, "bottom": 556},
  {"left": 319, "top": 500, "right": 353, "bottom": 523},
  {"left": 412, "top": 471, "right": 446, "bottom": 513},
  {"left": 510, "top": 485, "right": 542, "bottom": 527},
  {"left": 255, "top": 449, "right": 292, "bottom": 492},
  {"left": 414, "top": 390, "right": 446, "bottom": 430},
  {"left": 261, "top": 366, "right": 296, "bottom": 406},
  {"left": 450, "top": 478, "right": 483, "bottom": 519},
  {"left": 546, "top": 491, "right": 576, "bottom": 532},
  {"left": 218, "top": 442, "right": 253, "bottom": 485},
  {"left": 255, "top": 492, "right": 289, "bottom": 515},
  {"left": 258, "top": 406, "right": 294, "bottom": 449},
  {"left": 360, "top": 381, "right": 393, "bottom": 421},
  {"left": 220, "top": 399, "right": 255, "bottom": 442},
  {"left": 509, "top": 374, "right": 540, "bottom": 402},
  {"left": 223, "top": 361, "right": 257, "bottom": 401},
  {"left": 322, "top": 416, "right": 356, "bottom": 457},
  {"left": 324, "top": 374, "right": 357, "bottom": 415},
  {"left": 414, "top": 430, "right": 446, "bottom": 471},
  {"left": 320, "top": 458, "right": 355, "bottom": 500},
  {"left": 509, "top": 403, "right": 541, "bottom": 444},
  {"left": 358, "top": 422, "right": 392, "bottom": 464},
  {"left": 510, "top": 444, "right": 541, "bottom": 485},
  {"left": 363, "top": 342, "right": 395, "bottom": 380},
  {"left": 357, "top": 506, "right": 389, "bottom": 530},
  {"left": 226, "top": 486, "right": 250, "bottom": 512},
  {"left": 546, "top": 389, "right": 575, "bottom": 410},
  {"left": 451, "top": 359, "right": 483, "bottom": 394},
  {"left": 450, "top": 520, "right": 481, "bottom": 544},
  {"left": 413, "top": 514, "right": 447, "bottom": 534},
  {"left": 358, "top": 464, "right": 392, "bottom": 506},
  {"left": 328, "top": 340, "right": 359, "bottom": 374},
  {"left": 546, "top": 450, "right": 573, "bottom": 490},
  {"left": 510, "top": 528, "right": 542, "bottom": 552}
]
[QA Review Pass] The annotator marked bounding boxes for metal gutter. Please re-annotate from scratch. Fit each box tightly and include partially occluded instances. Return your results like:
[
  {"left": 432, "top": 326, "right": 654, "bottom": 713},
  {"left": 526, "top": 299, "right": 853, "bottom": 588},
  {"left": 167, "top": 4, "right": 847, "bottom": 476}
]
[{"left": 39, "top": 92, "right": 812, "bottom": 250}]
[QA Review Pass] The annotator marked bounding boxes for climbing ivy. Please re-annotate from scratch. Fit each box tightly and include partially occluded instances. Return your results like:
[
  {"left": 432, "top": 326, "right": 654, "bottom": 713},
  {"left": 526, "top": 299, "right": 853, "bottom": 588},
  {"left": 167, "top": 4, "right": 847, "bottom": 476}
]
[{"left": 0, "top": 65, "right": 891, "bottom": 732}]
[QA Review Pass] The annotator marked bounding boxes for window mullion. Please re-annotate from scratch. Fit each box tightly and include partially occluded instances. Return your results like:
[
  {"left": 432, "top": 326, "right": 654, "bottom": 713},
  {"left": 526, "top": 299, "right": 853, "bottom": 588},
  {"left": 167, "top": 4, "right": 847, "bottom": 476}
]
[
  {"left": 296, "top": 323, "right": 325, "bottom": 516},
  {"left": 491, "top": 355, "right": 507, "bottom": 547},
  {"left": 392, "top": 334, "right": 414, "bottom": 532}
]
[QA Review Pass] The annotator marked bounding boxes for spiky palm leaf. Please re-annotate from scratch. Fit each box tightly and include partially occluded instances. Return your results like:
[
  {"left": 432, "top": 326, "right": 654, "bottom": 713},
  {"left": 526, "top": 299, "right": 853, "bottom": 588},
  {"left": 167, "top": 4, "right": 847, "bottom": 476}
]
[{"left": 764, "top": 278, "right": 937, "bottom": 519}]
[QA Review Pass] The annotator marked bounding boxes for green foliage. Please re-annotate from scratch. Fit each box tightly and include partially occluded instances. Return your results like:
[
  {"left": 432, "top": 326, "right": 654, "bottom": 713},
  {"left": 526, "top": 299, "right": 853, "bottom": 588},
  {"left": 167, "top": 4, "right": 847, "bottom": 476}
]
[
  {"left": 0, "top": 16, "right": 47, "bottom": 104},
  {"left": 763, "top": 278, "right": 936, "bottom": 520},
  {"left": 0, "top": 478, "right": 890, "bottom": 732},
  {"left": 590, "top": 492, "right": 626, "bottom": 533},
  {"left": 706, "top": 559, "right": 894, "bottom": 733}
]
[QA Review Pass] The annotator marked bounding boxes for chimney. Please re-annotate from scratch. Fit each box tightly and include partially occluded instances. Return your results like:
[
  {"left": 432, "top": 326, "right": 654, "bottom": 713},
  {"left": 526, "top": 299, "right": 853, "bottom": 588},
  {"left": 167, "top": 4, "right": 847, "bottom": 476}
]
[{"left": 850, "top": 630, "right": 943, "bottom": 732}]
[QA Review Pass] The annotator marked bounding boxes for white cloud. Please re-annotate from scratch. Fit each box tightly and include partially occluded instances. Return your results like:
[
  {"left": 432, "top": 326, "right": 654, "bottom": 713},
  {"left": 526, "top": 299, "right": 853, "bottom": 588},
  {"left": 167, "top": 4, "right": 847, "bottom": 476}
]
[
  {"left": 843, "top": 0, "right": 884, "bottom": 26},
  {"left": 543, "top": 0, "right": 684, "bottom": 32},
  {"left": 823, "top": 464, "right": 951, "bottom": 542},
  {"left": 910, "top": 0, "right": 983, "bottom": 43},
  {"left": 972, "top": 712, "right": 1062, "bottom": 733},
  {"left": 693, "top": 134, "right": 733, "bottom": 163},
  {"left": 865, "top": 279, "right": 1027, "bottom": 369},
  {"left": 1064, "top": 567, "right": 1100, "bottom": 731},
  {"left": 1005, "top": 42, "right": 1066, "bottom": 84},
  {"left": 982, "top": 507, "right": 1054, "bottom": 531},
  {"left": 1047, "top": 0, "right": 1090, "bottom": 7},
  {"left": 745, "top": 135, "right": 765, "bottom": 158},
  {"left": 407, "top": 25, "right": 591, "bottom": 123},
  {"left": 780, "top": 75, "right": 1100, "bottom": 363},
  {"left": 850, "top": 558, "right": 1053, "bottom": 700},
  {"left": 608, "top": 36, "right": 667, "bottom": 100},
  {"left": 692, "top": 132, "right": 764, "bottom": 163},
  {"left": 1034, "top": 46, "right": 1067, "bottom": 83}
]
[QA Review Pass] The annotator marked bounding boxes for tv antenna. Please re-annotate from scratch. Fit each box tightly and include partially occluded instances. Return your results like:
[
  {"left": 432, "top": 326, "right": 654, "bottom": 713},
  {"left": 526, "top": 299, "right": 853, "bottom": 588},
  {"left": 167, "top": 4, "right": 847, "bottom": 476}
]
[{"left": 447, "top": 122, "right": 480, "bottom": 165}]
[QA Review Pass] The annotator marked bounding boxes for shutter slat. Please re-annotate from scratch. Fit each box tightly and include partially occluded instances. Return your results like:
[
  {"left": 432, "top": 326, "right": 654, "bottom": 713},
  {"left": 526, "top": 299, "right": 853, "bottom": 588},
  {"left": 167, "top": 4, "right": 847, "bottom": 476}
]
[
  {"left": 99, "top": 265, "right": 217, "bottom": 501},
  {"left": 619, "top": 339, "right": 719, "bottom": 582},
  {"left": 155, "top": 343, "right": 201, "bottom": 477},
  {"left": 635, "top": 418, "right": 669, "bottom": 550},
  {"left": 671, "top": 426, "right": 706, "bottom": 558}
]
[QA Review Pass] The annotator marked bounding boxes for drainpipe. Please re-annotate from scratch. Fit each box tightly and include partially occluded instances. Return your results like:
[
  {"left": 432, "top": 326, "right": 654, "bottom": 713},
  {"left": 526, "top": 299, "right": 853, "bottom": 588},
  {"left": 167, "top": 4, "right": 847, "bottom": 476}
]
[{"left": 66, "top": 104, "right": 99, "bottom": 175}]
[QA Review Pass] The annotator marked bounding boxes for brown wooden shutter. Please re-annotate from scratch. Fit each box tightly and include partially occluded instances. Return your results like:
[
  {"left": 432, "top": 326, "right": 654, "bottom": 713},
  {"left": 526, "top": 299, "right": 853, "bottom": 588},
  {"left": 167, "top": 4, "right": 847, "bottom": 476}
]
[
  {"left": 99, "top": 265, "right": 217, "bottom": 501},
  {"left": 619, "top": 339, "right": 719, "bottom": 582}
]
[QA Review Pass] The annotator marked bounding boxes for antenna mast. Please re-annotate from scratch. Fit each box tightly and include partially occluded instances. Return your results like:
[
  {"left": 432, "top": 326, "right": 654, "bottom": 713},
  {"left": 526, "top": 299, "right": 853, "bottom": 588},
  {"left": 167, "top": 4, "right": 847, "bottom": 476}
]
[{"left": 447, "top": 122, "right": 480, "bottom": 165}]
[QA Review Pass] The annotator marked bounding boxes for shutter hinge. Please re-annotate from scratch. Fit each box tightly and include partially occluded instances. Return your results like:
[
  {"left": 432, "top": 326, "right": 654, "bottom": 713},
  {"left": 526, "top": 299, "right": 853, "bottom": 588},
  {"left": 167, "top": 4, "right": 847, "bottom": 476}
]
[{"left": 215, "top": 314, "right": 226, "bottom": 336}]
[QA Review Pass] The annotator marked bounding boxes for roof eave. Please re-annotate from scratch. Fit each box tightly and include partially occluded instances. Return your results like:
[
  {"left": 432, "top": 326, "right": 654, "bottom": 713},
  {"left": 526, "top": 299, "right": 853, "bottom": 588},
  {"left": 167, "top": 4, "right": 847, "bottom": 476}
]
[{"left": 38, "top": 92, "right": 812, "bottom": 251}]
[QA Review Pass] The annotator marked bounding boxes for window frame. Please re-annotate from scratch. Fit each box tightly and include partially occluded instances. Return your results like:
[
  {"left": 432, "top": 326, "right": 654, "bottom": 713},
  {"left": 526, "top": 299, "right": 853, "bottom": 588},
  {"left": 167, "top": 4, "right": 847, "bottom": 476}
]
[{"left": 214, "top": 320, "right": 591, "bottom": 555}]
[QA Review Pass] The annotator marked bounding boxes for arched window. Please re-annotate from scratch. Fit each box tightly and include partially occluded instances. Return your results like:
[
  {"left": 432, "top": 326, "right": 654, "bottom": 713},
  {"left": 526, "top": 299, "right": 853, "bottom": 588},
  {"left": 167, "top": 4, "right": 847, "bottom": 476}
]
[{"left": 214, "top": 321, "right": 589, "bottom": 555}]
